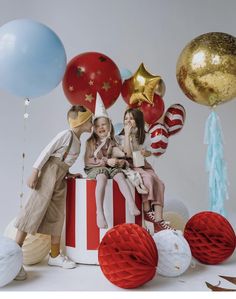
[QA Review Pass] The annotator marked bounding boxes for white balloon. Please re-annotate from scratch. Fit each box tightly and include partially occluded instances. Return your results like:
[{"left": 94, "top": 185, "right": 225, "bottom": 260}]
[
  {"left": 153, "top": 230, "right": 192, "bottom": 277},
  {"left": 4, "top": 218, "right": 51, "bottom": 265},
  {"left": 0, "top": 236, "right": 23, "bottom": 287},
  {"left": 164, "top": 197, "right": 190, "bottom": 220}
]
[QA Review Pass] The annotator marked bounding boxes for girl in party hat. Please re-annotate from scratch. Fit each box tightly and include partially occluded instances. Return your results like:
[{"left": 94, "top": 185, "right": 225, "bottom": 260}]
[{"left": 84, "top": 94, "right": 140, "bottom": 228}]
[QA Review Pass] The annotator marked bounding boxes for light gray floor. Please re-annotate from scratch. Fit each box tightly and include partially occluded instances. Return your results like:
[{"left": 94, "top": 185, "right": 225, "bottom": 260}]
[{"left": 1, "top": 250, "right": 236, "bottom": 292}]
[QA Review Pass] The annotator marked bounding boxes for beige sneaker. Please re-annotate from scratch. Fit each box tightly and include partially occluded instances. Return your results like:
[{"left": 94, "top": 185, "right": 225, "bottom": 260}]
[{"left": 14, "top": 266, "right": 27, "bottom": 281}]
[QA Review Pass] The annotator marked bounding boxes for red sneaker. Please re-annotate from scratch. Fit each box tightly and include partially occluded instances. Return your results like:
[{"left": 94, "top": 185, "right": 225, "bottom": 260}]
[
  {"left": 144, "top": 210, "right": 156, "bottom": 223},
  {"left": 153, "top": 220, "right": 175, "bottom": 233},
  {"left": 144, "top": 211, "right": 175, "bottom": 233}
]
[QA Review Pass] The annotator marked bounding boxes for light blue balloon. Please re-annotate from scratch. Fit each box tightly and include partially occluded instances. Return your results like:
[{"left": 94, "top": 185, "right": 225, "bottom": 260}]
[
  {"left": 0, "top": 19, "right": 67, "bottom": 98},
  {"left": 120, "top": 68, "right": 132, "bottom": 80},
  {"left": 113, "top": 122, "right": 124, "bottom": 136}
]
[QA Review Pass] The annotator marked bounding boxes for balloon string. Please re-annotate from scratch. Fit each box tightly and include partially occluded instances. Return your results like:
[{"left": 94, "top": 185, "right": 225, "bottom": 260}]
[{"left": 20, "top": 98, "right": 30, "bottom": 208}]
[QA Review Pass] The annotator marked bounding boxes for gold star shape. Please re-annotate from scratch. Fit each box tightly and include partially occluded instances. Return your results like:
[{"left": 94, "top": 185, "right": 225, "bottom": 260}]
[
  {"left": 69, "top": 86, "right": 74, "bottom": 91},
  {"left": 77, "top": 67, "right": 84, "bottom": 77},
  {"left": 90, "top": 73, "right": 96, "bottom": 79},
  {"left": 88, "top": 80, "right": 94, "bottom": 86},
  {"left": 85, "top": 94, "right": 94, "bottom": 103},
  {"left": 129, "top": 63, "right": 161, "bottom": 105},
  {"left": 102, "top": 82, "right": 111, "bottom": 91},
  {"left": 99, "top": 56, "right": 106, "bottom": 62}
]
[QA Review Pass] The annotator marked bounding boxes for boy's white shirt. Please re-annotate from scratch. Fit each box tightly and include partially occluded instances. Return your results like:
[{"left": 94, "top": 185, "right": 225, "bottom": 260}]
[{"left": 33, "top": 129, "right": 81, "bottom": 171}]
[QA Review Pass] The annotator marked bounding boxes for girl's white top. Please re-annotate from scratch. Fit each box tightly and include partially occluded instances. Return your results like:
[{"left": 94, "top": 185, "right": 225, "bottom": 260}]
[
  {"left": 116, "top": 133, "right": 150, "bottom": 151},
  {"left": 33, "top": 130, "right": 81, "bottom": 170}
]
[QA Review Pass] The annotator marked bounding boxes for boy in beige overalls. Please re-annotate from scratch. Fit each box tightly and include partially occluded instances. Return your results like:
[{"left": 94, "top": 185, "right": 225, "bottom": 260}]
[{"left": 14, "top": 105, "right": 92, "bottom": 280}]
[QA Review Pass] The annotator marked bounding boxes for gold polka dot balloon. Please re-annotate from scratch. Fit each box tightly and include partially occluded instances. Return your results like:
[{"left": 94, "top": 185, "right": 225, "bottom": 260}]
[{"left": 176, "top": 32, "right": 236, "bottom": 107}]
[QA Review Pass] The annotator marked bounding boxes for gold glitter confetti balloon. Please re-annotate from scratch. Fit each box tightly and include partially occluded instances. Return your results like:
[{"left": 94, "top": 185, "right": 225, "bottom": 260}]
[{"left": 176, "top": 32, "right": 236, "bottom": 107}]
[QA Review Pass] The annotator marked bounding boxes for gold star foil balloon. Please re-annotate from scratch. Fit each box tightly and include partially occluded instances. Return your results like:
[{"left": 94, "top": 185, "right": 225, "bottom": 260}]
[
  {"left": 121, "top": 63, "right": 161, "bottom": 107},
  {"left": 155, "top": 78, "right": 166, "bottom": 97},
  {"left": 176, "top": 32, "right": 236, "bottom": 107}
]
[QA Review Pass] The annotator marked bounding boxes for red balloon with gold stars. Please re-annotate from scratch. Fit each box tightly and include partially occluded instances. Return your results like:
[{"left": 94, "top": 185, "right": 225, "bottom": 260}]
[{"left": 63, "top": 52, "right": 122, "bottom": 113}]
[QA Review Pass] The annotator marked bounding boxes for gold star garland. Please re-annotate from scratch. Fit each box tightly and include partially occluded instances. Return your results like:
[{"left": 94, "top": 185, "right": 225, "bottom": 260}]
[{"left": 20, "top": 98, "right": 30, "bottom": 208}]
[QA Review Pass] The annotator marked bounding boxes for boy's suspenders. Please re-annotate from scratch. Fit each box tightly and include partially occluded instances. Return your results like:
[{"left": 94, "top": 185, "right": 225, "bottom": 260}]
[{"left": 61, "top": 130, "right": 74, "bottom": 162}]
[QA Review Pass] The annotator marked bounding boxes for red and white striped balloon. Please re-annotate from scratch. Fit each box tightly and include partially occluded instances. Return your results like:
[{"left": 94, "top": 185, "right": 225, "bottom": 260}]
[
  {"left": 164, "top": 104, "right": 186, "bottom": 136},
  {"left": 148, "top": 123, "right": 169, "bottom": 156}
]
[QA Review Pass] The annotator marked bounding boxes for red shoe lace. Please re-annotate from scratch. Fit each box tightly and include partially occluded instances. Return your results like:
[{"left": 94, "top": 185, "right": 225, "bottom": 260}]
[
  {"left": 154, "top": 220, "right": 175, "bottom": 233},
  {"left": 144, "top": 211, "right": 176, "bottom": 232},
  {"left": 157, "top": 220, "right": 174, "bottom": 230},
  {"left": 144, "top": 211, "right": 156, "bottom": 223}
]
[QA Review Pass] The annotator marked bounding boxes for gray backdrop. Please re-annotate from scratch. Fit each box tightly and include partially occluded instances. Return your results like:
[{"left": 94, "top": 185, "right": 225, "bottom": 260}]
[{"left": 0, "top": 0, "right": 236, "bottom": 232}]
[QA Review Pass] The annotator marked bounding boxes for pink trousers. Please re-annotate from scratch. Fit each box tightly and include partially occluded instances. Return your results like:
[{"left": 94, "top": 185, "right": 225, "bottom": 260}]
[{"left": 133, "top": 162, "right": 165, "bottom": 207}]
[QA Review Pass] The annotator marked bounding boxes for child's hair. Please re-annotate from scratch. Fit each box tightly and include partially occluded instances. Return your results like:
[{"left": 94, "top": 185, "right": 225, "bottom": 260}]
[
  {"left": 67, "top": 105, "right": 87, "bottom": 120},
  {"left": 86, "top": 117, "right": 115, "bottom": 148},
  {"left": 123, "top": 108, "right": 145, "bottom": 145}
]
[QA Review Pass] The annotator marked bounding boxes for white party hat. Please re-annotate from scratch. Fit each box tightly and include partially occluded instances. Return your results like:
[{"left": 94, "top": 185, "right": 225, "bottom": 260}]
[
  {"left": 93, "top": 93, "right": 109, "bottom": 122},
  {"left": 93, "top": 93, "right": 112, "bottom": 158}
]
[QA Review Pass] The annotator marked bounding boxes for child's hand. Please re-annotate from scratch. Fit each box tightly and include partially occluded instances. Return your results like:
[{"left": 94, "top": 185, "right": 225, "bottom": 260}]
[
  {"left": 107, "top": 158, "right": 118, "bottom": 167},
  {"left": 66, "top": 172, "right": 83, "bottom": 179},
  {"left": 124, "top": 124, "right": 132, "bottom": 136},
  {"left": 141, "top": 149, "right": 152, "bottom": 157},
  {"left": 117, "top": 159, "right": 126, "bottom": 168},
  {"left": 27, "top": 169, "right": 39, "bottom": 189}
]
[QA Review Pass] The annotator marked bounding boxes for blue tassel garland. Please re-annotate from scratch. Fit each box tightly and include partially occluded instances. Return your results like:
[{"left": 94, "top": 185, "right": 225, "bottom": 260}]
[{"left": 204, "top": 110, "right": 229, "bottom": 216}]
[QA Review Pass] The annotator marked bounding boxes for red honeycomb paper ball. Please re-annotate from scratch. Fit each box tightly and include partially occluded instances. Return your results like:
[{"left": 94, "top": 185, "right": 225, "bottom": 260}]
[
  {"left": 98, "top": 223, "right": 158, "bottom": 289},
  {"left": 184, "top": 211, "right": 236, "bottom": 264}
]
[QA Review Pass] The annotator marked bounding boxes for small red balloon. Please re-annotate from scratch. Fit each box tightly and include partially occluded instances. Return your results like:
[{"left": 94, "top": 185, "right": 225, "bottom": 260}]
[
  {"left": 184, "top": 211, "right": 236, "bottom": 265},
  {"left": 98, "top": 223, "right": 158, "bottom": 289},
  {"left": 140, "top": 94, "right": 165, "bottom": 125},
  {"left": 63, "top": 52, "right": 122, "bottom": 112}
]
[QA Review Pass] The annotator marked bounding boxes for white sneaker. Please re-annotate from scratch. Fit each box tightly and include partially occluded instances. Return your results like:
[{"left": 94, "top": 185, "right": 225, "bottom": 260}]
[
  {"left": 14, "top": 266, "right": 27, "bottom": 281},
  {"left": 48, "top": 253, "right": 76, "bottom": 269}
]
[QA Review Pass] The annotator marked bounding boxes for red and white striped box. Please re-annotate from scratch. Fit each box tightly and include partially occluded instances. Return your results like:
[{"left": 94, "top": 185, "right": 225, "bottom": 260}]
[{"left": 65, "top": 178, "right": 143, "bottom": 264}]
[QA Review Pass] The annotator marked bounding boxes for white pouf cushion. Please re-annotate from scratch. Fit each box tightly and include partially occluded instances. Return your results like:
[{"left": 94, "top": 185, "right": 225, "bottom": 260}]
[
  {"left": 164, "top": 197, "right": 190, "bottom": 220},
  {"left": 0, "top": 236, "right": 23, "bottom": 287},
  {"left": 4, "top": 218, "right": 51, "bottom": 265},
  {"left": 163, "top": 211, "right": 187, "bottom": 232}
]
